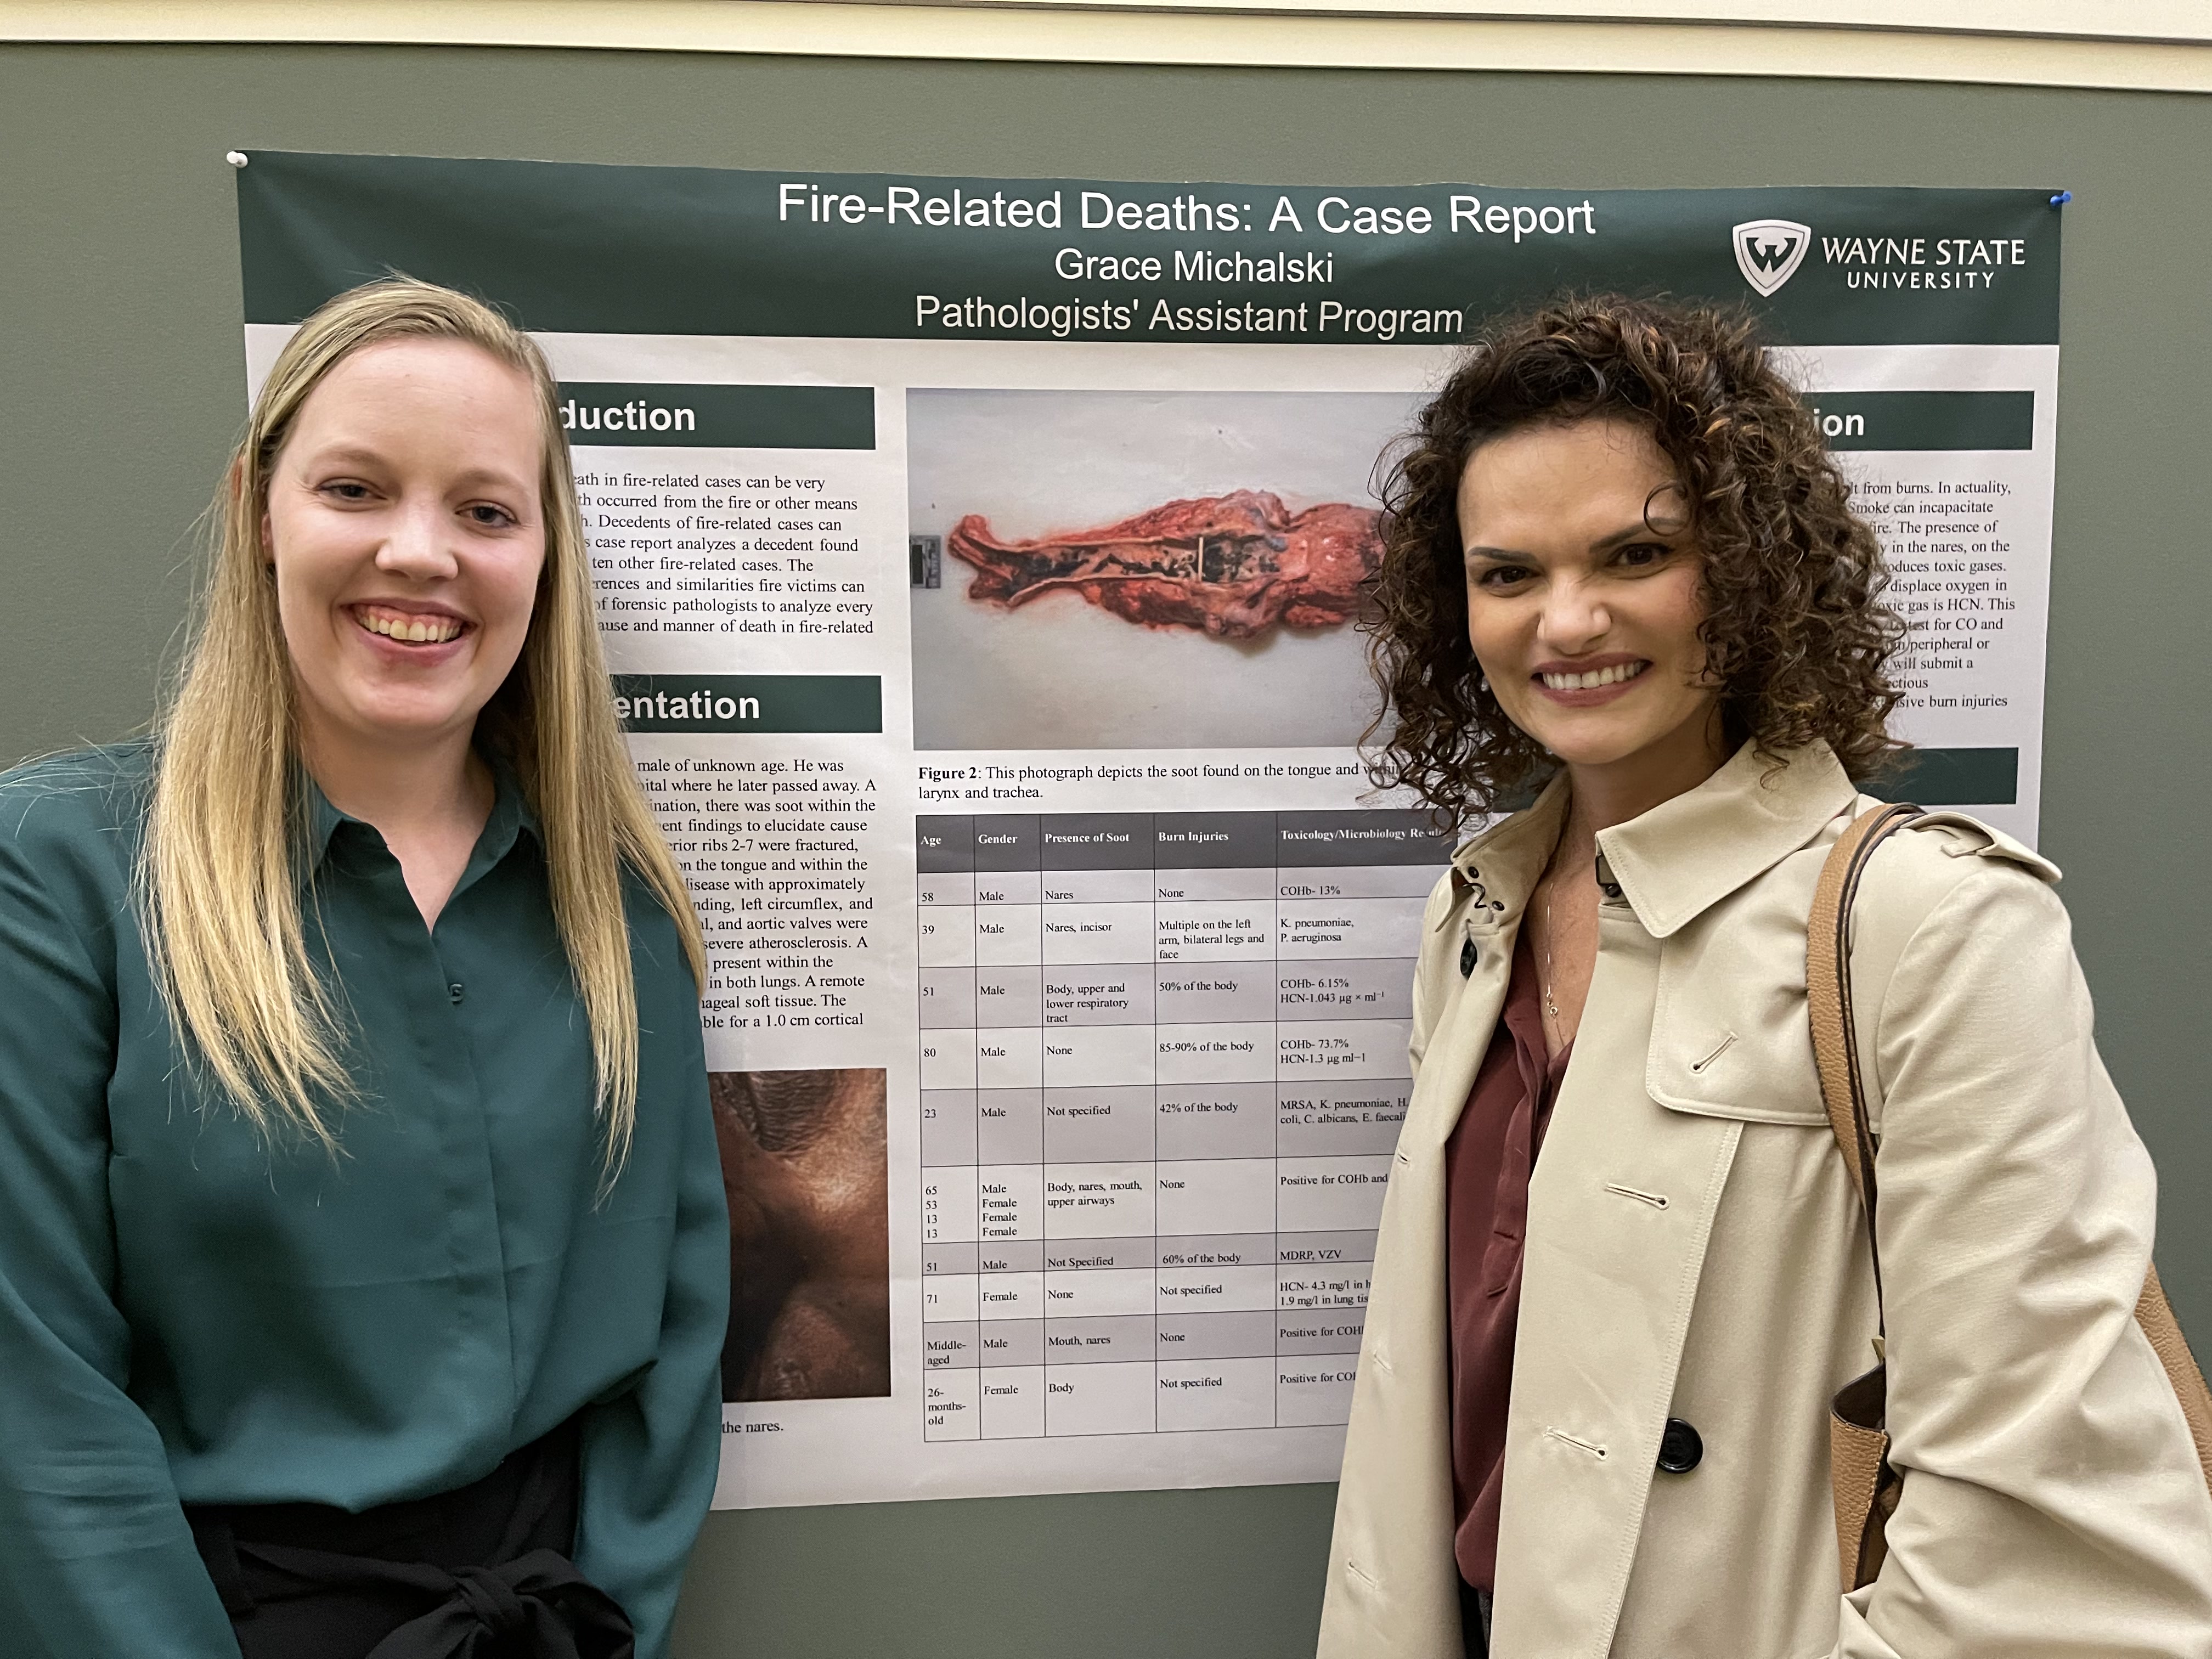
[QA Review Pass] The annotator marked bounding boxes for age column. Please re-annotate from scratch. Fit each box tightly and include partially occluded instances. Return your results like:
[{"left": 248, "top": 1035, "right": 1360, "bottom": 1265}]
[{"left": 917, "top": 816, "right": 981, "bottom": 1441}]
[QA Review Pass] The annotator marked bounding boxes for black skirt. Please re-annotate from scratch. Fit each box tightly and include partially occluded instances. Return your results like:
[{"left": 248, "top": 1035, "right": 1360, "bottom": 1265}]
[
  {"left": 1460, "top": 1577, "right": 1491, "bottom": 1659},
  {"left": 185, "top": 1419, "right": 634, "bottom": 1659}
]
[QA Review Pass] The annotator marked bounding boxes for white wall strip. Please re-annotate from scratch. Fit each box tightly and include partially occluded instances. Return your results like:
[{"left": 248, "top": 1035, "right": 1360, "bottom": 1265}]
[{"left": 7, "top": 1, "right": 2211, "bottom": 94}]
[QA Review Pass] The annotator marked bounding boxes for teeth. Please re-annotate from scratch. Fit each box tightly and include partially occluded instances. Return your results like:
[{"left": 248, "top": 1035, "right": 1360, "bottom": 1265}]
[
  {"left": 359, "top": 608, "right": 462, "bottom": 645},
  {"left": 1542, "top": 661, "right": 1646, "bottom": 692}
]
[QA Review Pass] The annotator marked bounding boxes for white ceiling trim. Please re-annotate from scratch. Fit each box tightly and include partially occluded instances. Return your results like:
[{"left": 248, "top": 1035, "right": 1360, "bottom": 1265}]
[
  {"left": 7, "top": 0, "right": 2211, "bottom": 93},
  {"left": 850, "top": 1, "right": 2212, "bottom": 47}
]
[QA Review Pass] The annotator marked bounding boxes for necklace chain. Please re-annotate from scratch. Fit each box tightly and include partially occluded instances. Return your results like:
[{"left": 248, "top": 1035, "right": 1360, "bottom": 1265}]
[
  {"left": 1543, "top": 891, "right": 1562, "bottom": 1027},
  {"left": 1539, "top": 817, "right": 1585, "bottom": 1051}
]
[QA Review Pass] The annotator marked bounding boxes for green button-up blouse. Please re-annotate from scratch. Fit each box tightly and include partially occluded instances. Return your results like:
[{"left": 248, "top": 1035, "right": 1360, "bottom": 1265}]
[{"left": 0, "top": 742, "right": 729, "bottom": 1658}]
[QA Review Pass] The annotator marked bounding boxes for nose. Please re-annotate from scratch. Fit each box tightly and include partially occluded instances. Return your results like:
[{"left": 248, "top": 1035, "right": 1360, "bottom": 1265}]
[
  {"left": 374, "top": 496, "right": 461, "bottom": 582},
  {"left": 1537, "top": 573, "right": 1610, "bottom": 656}
]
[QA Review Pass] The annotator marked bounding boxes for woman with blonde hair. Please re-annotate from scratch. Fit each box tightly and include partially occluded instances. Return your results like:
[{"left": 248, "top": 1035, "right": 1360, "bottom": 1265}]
[
  {"left": 1321, "top": 296, "right": 2212, "bottom": 1657},
  {"left": 0, "top": 277, "right": 727, "bottom": 1657}
]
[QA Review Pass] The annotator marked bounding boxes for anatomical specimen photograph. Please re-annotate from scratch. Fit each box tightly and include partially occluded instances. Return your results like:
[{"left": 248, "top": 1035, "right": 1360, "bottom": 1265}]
[
  {"left": 713, "top": 1066, "right": 891, "bottom": 1403},
  {"left": 908, "top": 387, "right": 1417, "bottom": 750}
]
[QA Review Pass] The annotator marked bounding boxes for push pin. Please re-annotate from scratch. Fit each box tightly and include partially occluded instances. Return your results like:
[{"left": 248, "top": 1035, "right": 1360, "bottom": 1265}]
[
  {"left": 2049, "top": 190, "right": 2072, "bottom": 207},
  {"left": 225, "top": 151, "right": 249, "bottom": 168}
]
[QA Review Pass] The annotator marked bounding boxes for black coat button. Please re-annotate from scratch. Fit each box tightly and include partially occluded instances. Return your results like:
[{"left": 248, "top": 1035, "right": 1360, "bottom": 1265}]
[
  {"left": 1657, "top": 1417, "right": 1703, "bottom": 1473},
  {"left": 1459, "top": 938, "right": 1478, "bottom": 977}
]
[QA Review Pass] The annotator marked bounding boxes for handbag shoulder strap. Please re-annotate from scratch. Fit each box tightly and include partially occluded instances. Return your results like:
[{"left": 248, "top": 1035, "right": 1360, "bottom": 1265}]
[
  {"left": 1809, "top": 802, "right": 2212, "bottom": 1512},
  {"left": 1806, "top": 803, "right": 1923, "bottom": 1295}
]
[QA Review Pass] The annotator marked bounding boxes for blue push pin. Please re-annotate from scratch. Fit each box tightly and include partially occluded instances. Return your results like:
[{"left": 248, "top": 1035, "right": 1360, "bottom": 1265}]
[{"left": 2050, "top": 191, "right": 2072, "bottom": 207}]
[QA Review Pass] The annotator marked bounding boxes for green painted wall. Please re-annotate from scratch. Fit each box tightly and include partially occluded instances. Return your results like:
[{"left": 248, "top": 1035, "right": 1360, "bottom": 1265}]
[{"left": 2, "top": 43, "right": 2205, "bottom": 1658}]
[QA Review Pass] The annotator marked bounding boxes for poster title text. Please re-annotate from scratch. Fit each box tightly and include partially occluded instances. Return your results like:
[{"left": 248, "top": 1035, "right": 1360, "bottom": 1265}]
[{"left": 778, "top": 183, "right": 1598, "bottom": 244}]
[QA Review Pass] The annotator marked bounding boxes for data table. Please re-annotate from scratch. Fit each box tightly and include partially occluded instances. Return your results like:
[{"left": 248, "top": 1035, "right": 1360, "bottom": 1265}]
[{"left": 915, "top": 810, "right": 1453, "bottom": 1441}]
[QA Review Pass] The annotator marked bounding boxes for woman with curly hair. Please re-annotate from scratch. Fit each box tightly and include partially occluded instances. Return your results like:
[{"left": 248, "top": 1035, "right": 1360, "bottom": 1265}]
[{"left": 1319, "top": 297, "right": 2212, "bottom": 1658}]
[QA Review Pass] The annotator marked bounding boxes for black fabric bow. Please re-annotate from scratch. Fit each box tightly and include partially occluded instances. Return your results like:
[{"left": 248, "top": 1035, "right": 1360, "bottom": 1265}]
[
  {"left": 355, "top": 1548, "right": 635, "bottom": 1658},
  {"left": 198, "top": 1528, "right": 635, "bottom": 1659}
]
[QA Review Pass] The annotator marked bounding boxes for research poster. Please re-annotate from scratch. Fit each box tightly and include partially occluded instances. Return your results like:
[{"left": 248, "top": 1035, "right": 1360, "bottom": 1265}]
[{"left": 235, "top": 154, "right": 2062, "bottom": 1508}]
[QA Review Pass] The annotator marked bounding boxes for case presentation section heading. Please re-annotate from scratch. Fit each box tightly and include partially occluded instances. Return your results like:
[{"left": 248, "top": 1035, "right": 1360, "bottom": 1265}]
[
  {"left": 237, "top": 152, "right": 2062, "bottom": 348},
  {"left": 614, "top": 674, "right": 882, "bottom": 733}
]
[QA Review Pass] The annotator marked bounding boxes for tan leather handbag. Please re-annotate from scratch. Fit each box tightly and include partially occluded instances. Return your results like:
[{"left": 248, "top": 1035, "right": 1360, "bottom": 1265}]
[{"left": 1808, "top": 803, "right": 2212, "bottom": 1591}]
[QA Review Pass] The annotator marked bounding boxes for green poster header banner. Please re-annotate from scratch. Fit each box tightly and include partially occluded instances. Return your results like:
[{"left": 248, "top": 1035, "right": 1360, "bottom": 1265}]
[{"left": 237, "top": 151, "right": 2062, "bottom": 347}]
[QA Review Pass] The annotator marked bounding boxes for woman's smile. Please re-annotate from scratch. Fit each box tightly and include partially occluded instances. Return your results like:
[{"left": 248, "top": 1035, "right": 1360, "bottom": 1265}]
[
  {"left": 349, "top": 601, "right": 471, "bottom": 650},
  {"left": 1532, "top": 654, "right": 1650, "bottom": 703}
]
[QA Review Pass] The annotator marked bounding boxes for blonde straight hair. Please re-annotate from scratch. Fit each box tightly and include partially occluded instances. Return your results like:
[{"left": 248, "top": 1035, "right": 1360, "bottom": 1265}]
[{"left": 143, "top": 276, "right": 704, "bottom": 1166}]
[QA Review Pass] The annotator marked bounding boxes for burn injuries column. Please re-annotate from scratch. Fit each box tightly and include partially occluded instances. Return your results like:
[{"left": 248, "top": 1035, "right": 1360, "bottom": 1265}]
[{"left": 1150, "top": 814, "right": 1283, "bottom": 1431}]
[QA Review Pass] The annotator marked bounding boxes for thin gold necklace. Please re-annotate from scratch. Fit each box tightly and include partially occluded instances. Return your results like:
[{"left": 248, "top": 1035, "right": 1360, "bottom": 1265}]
[{"left": 1543, "top": 891, "right": 1562, "bottom": 1026}]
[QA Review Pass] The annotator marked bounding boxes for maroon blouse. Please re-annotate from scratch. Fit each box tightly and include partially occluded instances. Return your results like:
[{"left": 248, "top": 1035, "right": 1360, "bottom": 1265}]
[{"left": 1443, "top": 928, "right": 1572, "bottom": 1592}]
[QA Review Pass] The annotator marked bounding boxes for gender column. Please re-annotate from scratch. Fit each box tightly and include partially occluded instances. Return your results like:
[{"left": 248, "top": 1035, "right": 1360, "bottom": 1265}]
[
  {"left": 974, "top": 817, "right": 1048, "bottom": 1438},
  {"left": 1040, "top": 814, "right": 1158, "bottom": 1434},
  {"left": 1152, "top": 812, "right": 1281, "bottom": 1430},
  {"left": 917, "top": 815, "right": 981, "bottom": 1441},
  {"left": 1274, "top": 811, "right": 1452, "bottom": 1426}
]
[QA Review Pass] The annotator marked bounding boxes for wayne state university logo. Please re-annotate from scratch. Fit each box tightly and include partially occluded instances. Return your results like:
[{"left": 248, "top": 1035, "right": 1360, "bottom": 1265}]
[{"left": 1733, "top": 219, "right": 1812, "bottom": 297}]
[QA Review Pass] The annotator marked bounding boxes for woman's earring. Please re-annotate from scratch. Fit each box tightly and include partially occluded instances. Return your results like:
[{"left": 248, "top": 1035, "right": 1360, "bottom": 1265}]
[{"left": 1479, "top": 675, "right": 1491, "bottom": 694}]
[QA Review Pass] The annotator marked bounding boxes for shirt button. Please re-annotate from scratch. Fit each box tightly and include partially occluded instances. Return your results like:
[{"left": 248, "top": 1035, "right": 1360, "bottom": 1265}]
[
  {"left": 448, "top": 982, "right": 465, "bottom": 1005},
  {"left": 1657, "top": 1417, "right": 1703, "bottom": 1474}
]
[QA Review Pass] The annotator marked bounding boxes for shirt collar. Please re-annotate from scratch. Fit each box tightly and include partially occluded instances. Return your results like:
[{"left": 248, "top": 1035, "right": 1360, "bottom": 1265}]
[
  {"left": 303, "top": 772, "right": 348, "bottom": 868},
  {"left": 300, "top": 753, "right": 544, "bottom": 876},
  {"left": 1447, "top": 741, "right": 1857, "bottom": 939}
]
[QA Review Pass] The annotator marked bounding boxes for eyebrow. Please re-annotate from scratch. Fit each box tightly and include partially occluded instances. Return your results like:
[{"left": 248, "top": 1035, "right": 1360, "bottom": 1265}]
[
  {"left": 298, "top": 444, "right": 391, "bottom": 472},
  {"left": 1465, "top": 520, "right": 1669, "bottom": 562}
]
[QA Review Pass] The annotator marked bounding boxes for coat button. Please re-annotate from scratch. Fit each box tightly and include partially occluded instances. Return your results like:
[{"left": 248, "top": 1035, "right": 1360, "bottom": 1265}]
[
  {"left": 1657, "top": 1417, "right": 1703, "bottom": 1473},
  {"left": 1459, "top": 937, "right": 1478, "bottom": 977},
  {"left": 448, "top": 982, "right": 465, "bottom": 1006}
]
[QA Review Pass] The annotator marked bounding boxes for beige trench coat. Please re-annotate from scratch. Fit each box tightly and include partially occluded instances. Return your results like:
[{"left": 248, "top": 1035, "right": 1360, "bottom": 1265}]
[{"left": 1320, "top": 741, "right": 2212, "bottom": 1658}]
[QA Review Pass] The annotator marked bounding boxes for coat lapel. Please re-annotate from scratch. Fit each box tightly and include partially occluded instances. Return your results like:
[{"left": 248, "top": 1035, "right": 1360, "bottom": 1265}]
[
  {"left": 1321, "top": 782, "right": 1567, "bottom": 1658},
  {"left": 1488, "top": 908, "right": 1743, "bottom": 1657},
  {"left": 1491, "top": 744, "right": 1858, "bottom": 1656}
]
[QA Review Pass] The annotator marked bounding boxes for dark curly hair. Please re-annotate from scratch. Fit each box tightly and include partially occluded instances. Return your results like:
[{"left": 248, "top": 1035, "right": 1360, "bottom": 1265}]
[{"left": 1362, "top": 295, "right": 1906, "bottom": 823}]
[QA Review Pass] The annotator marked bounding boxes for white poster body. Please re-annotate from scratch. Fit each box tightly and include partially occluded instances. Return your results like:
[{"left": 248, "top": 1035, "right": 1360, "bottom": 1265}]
[{"left": 238, "top": 161, "right": 2063, "bottom": 1508}]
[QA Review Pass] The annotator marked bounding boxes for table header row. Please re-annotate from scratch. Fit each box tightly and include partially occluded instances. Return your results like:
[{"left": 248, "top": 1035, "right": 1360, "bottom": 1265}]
[{"left": 918, "top": 810, "right": 1455, "bottom": 872}]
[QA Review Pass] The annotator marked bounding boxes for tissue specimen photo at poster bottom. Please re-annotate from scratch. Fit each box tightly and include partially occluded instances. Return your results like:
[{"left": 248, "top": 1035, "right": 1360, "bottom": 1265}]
[{"left": 713, "top": 1067, "right": 891, "bottom": 1402}]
